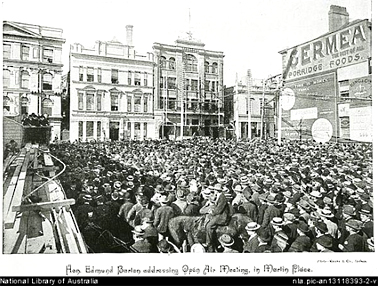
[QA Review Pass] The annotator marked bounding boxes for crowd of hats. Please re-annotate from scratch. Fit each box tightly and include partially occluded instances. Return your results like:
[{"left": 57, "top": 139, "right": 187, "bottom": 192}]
[
  {"left": 21, "top": 113, "right": 49, "bottom": 126},
  {"left": 50, "top": 137, "right": 374, "bottom": 253}
]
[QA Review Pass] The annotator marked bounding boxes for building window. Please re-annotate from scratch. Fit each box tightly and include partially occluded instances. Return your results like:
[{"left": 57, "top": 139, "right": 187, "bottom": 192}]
[
  {"left": 3, "top": 95, "right": 11, "bottom": 112},
  {"left": 3, "top": 69, "right": 10, "bottom": 87},
  {"left": 205, "top": 61, "right": 210, "bottom": 73},
  {"left": 97, "top": 93, "right": 102, "bottom": 111},
  {"left": 127, "top": 96, "right": 132, "bottom": 112},
  {"left": 212, "top": 62, "right": 218, "bottom": 74},
  {"left": 185, "top": 79, "right": 190, "bottom": 90},
  {"left": 42, "top": 98, "right": 53, "bottom": 116},
  {"left": 79, "top": 66, "right": 83, "bottom": 81},
  {"left": 134, "top": 72, "right": 141, "bottom": 86},
  {"left": 144, "top": 72, "right": 148, "bottom": 86},
  {"left": 143, "top": 96, "right": 148, "bottom": 112},
  {"left": 169, "top": 57, "right": 176, "bottom": 70},
  {"left": 22, "top": 46, "right": 30, "bottom": 61},
  {"left": 97, "top": 121, "right": 101, "bottom": 138},
  {"left": 128, "top": 71, "right": 132, "bottom": 85},
  {"left": 134, "top": 97, "right": 141, "bottom": 112},
  {"left": 135, "top": 122, "right": 141, "bottom": 139},
  {"left": 168, "top": 77, "right": 176, "bottom": 89},
  {"left": 21, "top": 97, "right": 29, "bottom": 115},
  {"left": 192, "top": 119, "right": 199, "bottom": 125},
  {"left": 160, "top": 76, "right": 164, "bottom": 89},
  {"left": 78, "top": 121, "right": 83, "bottom": 139},
  {"left": 97, "top": 68, "right": 102, "bottom": 83},
  {"left": 111, "top": 93, "right": 119, "bottom": 111},
  {"left": 21, "top": 71, "right": 30, "bottom": 89},
  {"left": 160, "top": 56, "right": 166, "bottom": 69},
  {"left": 144, "top": 122, "right": 147, "bottom": 139},
  {"left": 205, "top": 80, "right": 210, "bottom": 91},
  {"left": 86, "top": 121, "right": 94, "bottom": 138},
  {"left": 87, "top": 67, "right": 94, "bottom": 82},
  {"left": 42, "top": 73, "right": 53, "bottom": 90},
  {"left": 86, "top": 93, "right": 95, "bottom": 110},
  {"left": 191, "top": 79, "right": 198, "bottom": 91},
  {"left": 185, "top": 54, "right": 197, "bottom": 72},
  {"left": 3, "top": 44, "right": 11, "bottom": 59},
  {"left": 211, "top": 81, "right": 216, "bottom": 92},
  {"left": 78, "top": 92, "right": 84, "bottom": 110},
  {"left": 33, "top": 47, "right": 38, "bottom": 59},
  {"left": 43, "top": 48, "right": 53, "bottom": 63},
  {"left": 111, "top": 69, "right": 118, "bottom": 84},
  {"left": 169, "top": 99, "right": 175, "bottom": 110}
]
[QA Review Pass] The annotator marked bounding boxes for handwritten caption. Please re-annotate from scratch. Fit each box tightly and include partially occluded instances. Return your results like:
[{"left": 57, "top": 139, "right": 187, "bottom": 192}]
[{"left": 66, "top": 264, "right": 313, "bottom": 276}]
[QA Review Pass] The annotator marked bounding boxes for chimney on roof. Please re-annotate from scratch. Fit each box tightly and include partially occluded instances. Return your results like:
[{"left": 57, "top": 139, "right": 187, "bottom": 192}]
[
  {"left": 328, "top": 5, "right": 349, "bottom": 32},
  {"left": 126, "top": 25, "right": 133, "bottom": 46}
]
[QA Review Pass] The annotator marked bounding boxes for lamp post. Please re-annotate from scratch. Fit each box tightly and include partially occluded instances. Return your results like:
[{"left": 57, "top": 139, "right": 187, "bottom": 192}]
[{"left": 260, "top": 79, "right": 265, "bottom": 139}]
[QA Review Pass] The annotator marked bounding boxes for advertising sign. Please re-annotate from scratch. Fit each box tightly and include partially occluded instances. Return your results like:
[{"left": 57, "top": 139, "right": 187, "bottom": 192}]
[
  {"left": 281, "top": 20, "right": 371, "bottom": 81},
  {"left": 281, "top": 73, "right": 336, "bottom": 141},
  {"left": 349, "top": 106, "right": 372, "bottom": 142},
  {"left": 349, "top": 75, "right": 372, "bottom": 100}
]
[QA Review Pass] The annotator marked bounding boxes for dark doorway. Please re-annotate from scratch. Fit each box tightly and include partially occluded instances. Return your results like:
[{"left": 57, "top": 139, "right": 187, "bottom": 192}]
[{"left": 109, "top": 122, "right": 119, "bottom": 141}]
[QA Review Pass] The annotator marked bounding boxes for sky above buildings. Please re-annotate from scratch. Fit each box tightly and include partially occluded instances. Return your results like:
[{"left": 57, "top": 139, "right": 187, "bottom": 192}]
[{"left": 1, "top": 0, "right": 372, "bottom": 86}]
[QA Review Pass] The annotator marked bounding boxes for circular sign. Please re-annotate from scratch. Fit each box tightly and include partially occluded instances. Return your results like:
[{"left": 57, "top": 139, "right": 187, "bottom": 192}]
[
  {"left": 311, "top": 118, "right": 333, "bottom": 143},
  {"left": 281, "top": 88, "right": 296, "bottom": 110}
]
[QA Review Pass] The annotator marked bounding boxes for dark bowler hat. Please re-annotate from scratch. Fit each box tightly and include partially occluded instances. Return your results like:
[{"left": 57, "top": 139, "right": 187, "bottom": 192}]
[
  {"left": 317, "top": 235, "right": 333, "bottom": 249},
  {"left": 297, "top": 221, "right": 310, "bottom": 233},
  {"left": 258, "top": 229, "right": 271, "bottom": 242},
  {"left": 314, "top": 221, "right": 328, "bottom": 234},
  {"left": 345, "top": 219, "right": 363, "bottom": 231}
]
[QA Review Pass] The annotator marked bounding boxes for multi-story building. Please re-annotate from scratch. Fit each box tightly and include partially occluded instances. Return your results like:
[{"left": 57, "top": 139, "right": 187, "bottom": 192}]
[
  {"left": 69, "top": 26, "right": 156, "bottom": 142},
  {"left": 224, "top": 72, "right": 281, "bottom": 140},
  {"left": 278, "top": 5, "right": 372, "bottom": 143},
  {"left": 3, "top": 21, "right": 66, "bottom": 145},
  {"left": 153, "top": 33, "right": 225, "bottom": 139}
]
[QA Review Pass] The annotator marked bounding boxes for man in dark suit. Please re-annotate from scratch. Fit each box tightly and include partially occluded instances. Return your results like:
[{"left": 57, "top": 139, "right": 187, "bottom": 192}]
[
  {"left": 153, "top": 195, "right": 174, "bottom": 239},
  {"left": 204, "top": 184, "right": 231, "bottom": 249},
  {"left": 130, "top": 225, "right": 152, "bottom": 253},
  {"left": 288, "top": 221, "right": 312, "bottom": 252}
]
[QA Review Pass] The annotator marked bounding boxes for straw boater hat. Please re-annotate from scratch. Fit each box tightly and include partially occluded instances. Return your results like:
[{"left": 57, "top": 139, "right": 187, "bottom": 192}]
[
  {"left": 319, "top": 208, "right": 334, "bottom": 219},
  {"left": 271, "top": 217, "right": 284, "bottom": 226},
  {"left": 245, "top": 222, "right": 261, "bottom": 232},
  {"left": 218, "top": 234, "right": 234, "bottom": 247}
]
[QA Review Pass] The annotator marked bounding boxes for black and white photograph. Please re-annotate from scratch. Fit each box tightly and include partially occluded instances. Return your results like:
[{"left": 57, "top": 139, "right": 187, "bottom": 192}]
[{"left": 1, "top": 0, "right": 376, "bottom": 283}]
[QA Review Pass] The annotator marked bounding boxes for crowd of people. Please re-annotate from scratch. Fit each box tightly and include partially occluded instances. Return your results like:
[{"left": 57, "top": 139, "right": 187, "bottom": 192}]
[
  {"left": 49, "top": 137, "right": 374, "bottom": 253},
  {"left": 21, "top": 113, "right": 49, "bottom": 127}
]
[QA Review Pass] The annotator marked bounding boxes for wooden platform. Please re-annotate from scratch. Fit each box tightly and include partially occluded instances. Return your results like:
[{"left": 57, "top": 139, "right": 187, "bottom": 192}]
[{"left": 2, "top": 145, "right": 87, "bottom": 254}]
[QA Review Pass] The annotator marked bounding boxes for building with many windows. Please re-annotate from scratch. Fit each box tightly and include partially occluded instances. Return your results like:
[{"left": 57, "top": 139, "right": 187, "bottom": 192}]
[
  {"left": 224, "top": 72, "right": 281, "bottom": 140},
  {"left": 153, "top": 33, "right": 225, "bottom": 139},
  {"left": 3, "top": 21, "right": 65, "bottom": 145},
  {"left": 69, "top": 26, "right": 156, "bottom": 142}
]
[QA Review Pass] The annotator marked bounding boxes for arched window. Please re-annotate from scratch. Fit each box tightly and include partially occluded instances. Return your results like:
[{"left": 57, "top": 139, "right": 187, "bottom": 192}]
[
  {"left": 185, "top": 54, "right": 197, "bottom": 72},
  {"left": 205, "top": 61, "right": 210, "bottom": 73},
  {"left": 42, "top": 98, "right": 53, "bottom": 116},
  {"left": 160, "top": 56, "right": 167, "bottom": 69},
  {"left": 43, "top": 73, "right": 53, "bottom": 90},
  {"left": 3, "top": 69, "right": 10, "bottom": 87},
  {"left": 212, "top": 62, "right": 218, "bottom": 74},
  {"left": 133, "top": 90, "right": 143, "bottom": 112},
  {"left": 21, "top": 96, "right": 29, "bottom": 115},
  {"left": 3, "top": 95, "right": 11, "bottom": 112},
  {"left": 21, "top": 71, "right": 30, "bottom": 89},
  {"left": 169, "top": 57, "right": 176, "bottom": 70}
]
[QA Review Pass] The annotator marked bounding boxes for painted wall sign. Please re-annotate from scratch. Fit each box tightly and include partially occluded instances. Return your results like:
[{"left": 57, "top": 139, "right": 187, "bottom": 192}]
[
  {"left": 282, "top": 20, "right": 371, "bottom": 81},
  {"left": 282, "top": 73, "right": 336, "bottom": 140}
]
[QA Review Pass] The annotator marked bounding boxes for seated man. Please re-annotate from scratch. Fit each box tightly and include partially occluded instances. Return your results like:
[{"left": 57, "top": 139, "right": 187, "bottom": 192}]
[{"left": 203, "top": 184, "right": 231, "bottom": 250}]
